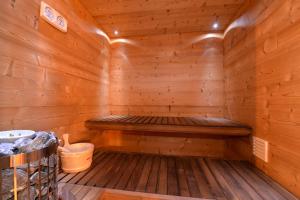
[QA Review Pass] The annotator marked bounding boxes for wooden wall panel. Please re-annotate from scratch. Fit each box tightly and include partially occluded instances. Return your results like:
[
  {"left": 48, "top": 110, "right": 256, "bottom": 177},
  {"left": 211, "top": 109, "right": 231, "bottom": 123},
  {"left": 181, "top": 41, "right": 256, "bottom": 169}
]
[
  {"left": 224, "top": 0, "right": 300, "bottom": 197},
  {"left": 80, "top": 0, "right": 246, "bottom": 38},
  {"left": 0, "top": 0, "right": 110, "bottom": 142},
  {"left": 91, "top": 130, "right": 249, "bottom": 159},
  {"left": 109, "top": 32, "right": 226, "bottom": 117}
]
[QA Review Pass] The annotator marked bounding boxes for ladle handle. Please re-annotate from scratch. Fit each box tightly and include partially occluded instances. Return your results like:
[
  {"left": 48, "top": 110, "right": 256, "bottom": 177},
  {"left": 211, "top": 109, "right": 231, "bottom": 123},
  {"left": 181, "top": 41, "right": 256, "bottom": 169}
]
[{"left": 62, "top": 134, "right": 70, "bottom": 147}]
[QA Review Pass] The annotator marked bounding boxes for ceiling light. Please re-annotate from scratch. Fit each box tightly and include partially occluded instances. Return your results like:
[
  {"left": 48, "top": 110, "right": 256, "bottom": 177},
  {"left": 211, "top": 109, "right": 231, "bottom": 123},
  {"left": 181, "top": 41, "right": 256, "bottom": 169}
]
[
  {"left": 114, "top": 30, "right": 119, "bottom": 35},
  {"left": 213, "top": 22, "right": 219, "bottom": 29}
]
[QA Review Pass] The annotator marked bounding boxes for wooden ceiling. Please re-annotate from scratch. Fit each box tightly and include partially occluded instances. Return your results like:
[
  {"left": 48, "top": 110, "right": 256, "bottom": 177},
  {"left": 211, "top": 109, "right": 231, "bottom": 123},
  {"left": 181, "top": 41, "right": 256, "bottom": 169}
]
[{"left": 80, "top": 0, "right": 247, "bottom": 38}]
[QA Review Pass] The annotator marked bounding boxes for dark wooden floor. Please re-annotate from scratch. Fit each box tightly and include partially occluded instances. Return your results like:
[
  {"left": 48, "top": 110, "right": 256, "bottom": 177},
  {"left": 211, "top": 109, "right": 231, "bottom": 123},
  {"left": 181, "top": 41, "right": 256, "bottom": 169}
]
[{"left": 58, "top": 151, "right": 298, "bottom": 200}]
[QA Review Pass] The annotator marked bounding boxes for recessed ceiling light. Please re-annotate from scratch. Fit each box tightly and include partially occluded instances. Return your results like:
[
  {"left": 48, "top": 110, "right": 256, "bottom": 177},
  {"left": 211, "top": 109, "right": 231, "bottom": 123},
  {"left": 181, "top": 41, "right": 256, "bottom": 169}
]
[
  {"left": 114, "top": 30, "right": 119, "bottom": 35},
  {"left": 213, "top": 22, "right": 219, "bottom": 29}
]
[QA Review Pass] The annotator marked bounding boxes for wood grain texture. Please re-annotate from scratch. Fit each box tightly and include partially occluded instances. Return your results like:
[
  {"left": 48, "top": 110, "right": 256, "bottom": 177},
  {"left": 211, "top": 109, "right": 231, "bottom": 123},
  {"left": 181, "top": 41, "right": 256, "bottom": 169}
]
[
  {"left": 224, "top": 0, "right": 300, "bottom": 197},
  {"left": 0, "top": 0, "right": 110, "bottom": 142},
  {"left": 59, "top": 183, "right": 208, "bottom": 200},
  {"left": 58, "top": 151, "right": 298, "bottom": 200},
  {"left": 88, "top": 116, "right": 251, "bottom": 159},
  {"left": 90, "top": 129, "right": 257, "bottom": 159},
  {"left": 79, "top": 0, "right": 247, "bottom": 38},
  {"left": 109, "top": 32, "right": 226, "bottom": 117},
  {"left": 86, "top": 115, "right": 251, "bottom": 136}
]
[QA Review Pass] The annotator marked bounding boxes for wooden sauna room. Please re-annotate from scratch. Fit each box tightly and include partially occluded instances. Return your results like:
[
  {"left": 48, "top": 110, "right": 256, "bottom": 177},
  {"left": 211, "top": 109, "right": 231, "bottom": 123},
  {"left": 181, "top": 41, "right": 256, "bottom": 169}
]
[{"left": 0, "top": 0, "right": 300, "bottom": 199}]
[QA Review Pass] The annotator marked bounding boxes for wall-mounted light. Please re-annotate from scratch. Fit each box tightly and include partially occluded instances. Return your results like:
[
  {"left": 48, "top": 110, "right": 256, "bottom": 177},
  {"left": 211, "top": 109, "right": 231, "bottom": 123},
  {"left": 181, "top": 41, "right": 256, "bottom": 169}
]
[{"left": 114, "top": 30, "right": 119, "bottom": 36}]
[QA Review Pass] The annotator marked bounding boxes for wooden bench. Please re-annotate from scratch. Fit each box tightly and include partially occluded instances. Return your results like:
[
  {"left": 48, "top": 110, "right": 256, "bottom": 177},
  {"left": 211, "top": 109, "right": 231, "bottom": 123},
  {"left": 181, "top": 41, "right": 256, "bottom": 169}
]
[{"left": 85, "top": 115, "right": 251, "bottom": 137}]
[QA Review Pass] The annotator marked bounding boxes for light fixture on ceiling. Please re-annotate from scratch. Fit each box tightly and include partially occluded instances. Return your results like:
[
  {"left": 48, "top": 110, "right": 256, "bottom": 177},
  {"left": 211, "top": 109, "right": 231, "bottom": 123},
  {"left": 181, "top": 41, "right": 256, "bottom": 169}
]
[
  {"left": 212, "top": 15, "right": 219, "bottom": 30},
  {"left": 114, "top": 30, "right": 119, "bottom": 36},
  {"left": 212, "top": 22, "right": 219, "bottom": 29}
]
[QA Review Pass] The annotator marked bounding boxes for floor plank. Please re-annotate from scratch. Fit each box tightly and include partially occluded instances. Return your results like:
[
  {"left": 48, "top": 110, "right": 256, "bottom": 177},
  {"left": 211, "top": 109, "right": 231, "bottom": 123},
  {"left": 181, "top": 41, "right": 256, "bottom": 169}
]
[
  {"left": 197, "top": 158, "right": 225, "bottom": 199},
  {"left": 220, "top": 161, "right": 263, "bottom": 200},
  {"left": 183, "top": 158, "right": 202, "bottom": 198},
  {"left": 167, "top": 157, "right": 179, "bottom": 196},
  {"left": 106, "top": 154, "right": 131, "bottom": 188},
  {"left": 157, "top": 156, "right": 168, "bottom": 195},
  {"left": 59, "top": 151, "right": 297, "bottom": 200},
  {"left": 175, "top": 157, "right": 190, "bottom": 197},
  {"left": 95, "top": 153, "right": 124, "bottom": 188},
  {"left": 115, "top": 154, "right": 140, "bottom": 190},
  {"left": 205, "top": 159, "right": 238, "bottom": 200},
  {"left": 136, "top": 155, "right": 154, "bottom": 192},
  {"left": 126, "top": 155, "right": 147, "bottom": 191},
  {"left": 57, "top": 173, "right": 68, "bottom": 182},
  {"left": 244, "top": 162, "right": 299, "bottom": 200},
  {"left": 189, "top": 158, "right": 213, "bottom": 199},
  {"left": 60, "top": 172, "right": 78, "bottom": 183},
  {"left": 77, "top": 153, "right": 113, "bottom": 185},
  {"left": 87, "top": 153, "right": 121, "bottom": 186},
  {"left": 228, "top": 161, "right": 287, "bottom": 200},
  {"left": 68, "top": 152, "right": 106, "bottom": 184},
  {"left": 212, "top": 160, "right": 254, "bottom": 200},
  {"left": 146, "top": 156, "right": 160, "bottom": 193}
]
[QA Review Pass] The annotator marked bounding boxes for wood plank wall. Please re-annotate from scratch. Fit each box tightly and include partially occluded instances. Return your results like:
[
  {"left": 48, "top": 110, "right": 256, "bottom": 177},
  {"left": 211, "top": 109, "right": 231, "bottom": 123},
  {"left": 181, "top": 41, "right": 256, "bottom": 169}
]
[
  {"left": 106, "top": 33, "right": 235, "bottom": 158},
  {"left": 81, "top": 0, "right": 246, "bottom": 38},
  {"left": 109, "top": 32, "right": 226, "bottom": 117},
  {"left": 92, "top": 130, "right": 229, "bottom": 158},
  {"left": 224, "top": 0, "right": 300, "bottom": 197},
  {"left": 0, "top": 0, "right": 110, "bottom": 142}
]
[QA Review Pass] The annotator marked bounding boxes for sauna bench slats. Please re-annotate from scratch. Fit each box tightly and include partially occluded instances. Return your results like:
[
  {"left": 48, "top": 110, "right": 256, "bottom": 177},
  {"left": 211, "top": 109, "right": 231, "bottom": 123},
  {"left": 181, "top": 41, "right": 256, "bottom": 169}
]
[{"left": 85, "top": 115, "right": 251, "bottom": 137}]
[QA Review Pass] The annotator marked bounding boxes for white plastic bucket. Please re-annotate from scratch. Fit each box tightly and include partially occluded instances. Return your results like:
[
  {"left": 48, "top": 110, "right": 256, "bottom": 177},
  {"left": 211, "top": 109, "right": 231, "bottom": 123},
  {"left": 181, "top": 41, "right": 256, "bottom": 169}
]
[{"left": 59, "top": 134, "right": 94, "bottom": 173}]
